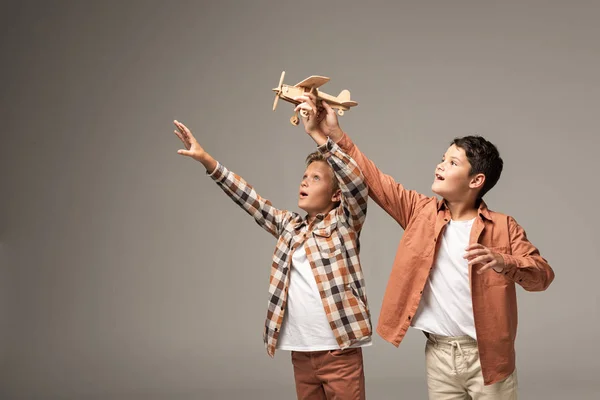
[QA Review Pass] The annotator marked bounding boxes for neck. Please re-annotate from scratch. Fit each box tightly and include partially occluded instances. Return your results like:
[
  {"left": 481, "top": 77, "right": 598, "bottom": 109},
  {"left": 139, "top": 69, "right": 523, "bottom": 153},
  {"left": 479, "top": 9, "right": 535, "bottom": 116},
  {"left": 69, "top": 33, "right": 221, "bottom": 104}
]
[{"left": 446, "top": 198, "right": 479, "bottom": 221}]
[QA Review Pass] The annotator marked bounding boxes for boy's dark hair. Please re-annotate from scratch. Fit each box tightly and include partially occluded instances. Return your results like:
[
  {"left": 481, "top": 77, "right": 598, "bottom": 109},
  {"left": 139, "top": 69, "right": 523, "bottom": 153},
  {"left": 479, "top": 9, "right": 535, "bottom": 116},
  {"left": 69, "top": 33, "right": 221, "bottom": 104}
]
[
  {"left": 451, "top": 135, "right": 503, "bottom": 199},
  {"left": 305, "top": 151, "right": 340, "bottom": 192}
]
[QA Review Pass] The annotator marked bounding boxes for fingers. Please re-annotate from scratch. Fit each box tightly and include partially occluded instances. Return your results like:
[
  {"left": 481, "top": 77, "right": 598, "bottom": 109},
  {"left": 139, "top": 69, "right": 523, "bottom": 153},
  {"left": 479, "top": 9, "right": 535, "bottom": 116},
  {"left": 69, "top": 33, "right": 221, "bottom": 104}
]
[
  {"left": 294, "top": 102, "right": 316, "bottom": 114},
  {"left": 465, "top": 243, "right": 485, "bottom": 251},
  {"left": 463, "top": 244, "right": 504, "bottom": 274},
  {"left": 463, "top": 248, "right": 488, "bottom": 260},
  {"left": 174, "top": 120, "right": 196, "bottom": 141},
  {"left": 293, "top": 96, "right": 318, "bottom": 114},
  {"left": 477, "top": 260, "right": 498, "bottom": 274},
  {"left": 299, "top": 91, "right": 317, "bottom": 103},
  {"left": 293, "top": 94, "right": 311, "bottom": 104},
  {"left": 468, "top": 254, "right": 494, "bottom": 266},
  {"left": 173, "top": 121, "right": 187, "bottom": 140},
  {"left": 174, "top": 120, "right": 185, "bottom": 134},
  {"left": 174, "top": 120, "right": 196, "bottom": 149},
  {"left": 173, "top": 128, "right": 186, "bottom": 143},
  {"left": 173, "top": 129, "right": 191, "bottom": 150}
]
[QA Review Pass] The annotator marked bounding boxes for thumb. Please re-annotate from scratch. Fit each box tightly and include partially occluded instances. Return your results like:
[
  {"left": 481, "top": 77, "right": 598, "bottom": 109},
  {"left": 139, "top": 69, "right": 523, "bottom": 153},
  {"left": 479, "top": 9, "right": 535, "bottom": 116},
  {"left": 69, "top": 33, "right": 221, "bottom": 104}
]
[{"left": 177, "top": 149, "right": 193, "bottom": 157}]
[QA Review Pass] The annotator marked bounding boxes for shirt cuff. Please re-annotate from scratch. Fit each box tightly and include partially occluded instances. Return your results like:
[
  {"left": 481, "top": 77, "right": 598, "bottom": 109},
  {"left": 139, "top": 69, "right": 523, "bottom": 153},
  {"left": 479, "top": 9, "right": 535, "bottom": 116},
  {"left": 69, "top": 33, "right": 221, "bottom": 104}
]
[
  {"left": 207, "top": 161, "right": 225, "bottom": 181},
  {"left": 317, "top": 137, "right": 337, "bottom": 156},
  {"left": 499, "top": 253, "right": 518, "bottom": 277}
]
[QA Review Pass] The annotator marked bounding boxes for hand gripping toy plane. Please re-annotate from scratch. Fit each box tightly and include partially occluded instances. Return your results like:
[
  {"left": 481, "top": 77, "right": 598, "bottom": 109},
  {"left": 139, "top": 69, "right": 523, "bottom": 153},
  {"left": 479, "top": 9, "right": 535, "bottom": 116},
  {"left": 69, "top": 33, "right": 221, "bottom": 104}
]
[{"left": 272, "top": 71, "right": 358, "bottom": 126}]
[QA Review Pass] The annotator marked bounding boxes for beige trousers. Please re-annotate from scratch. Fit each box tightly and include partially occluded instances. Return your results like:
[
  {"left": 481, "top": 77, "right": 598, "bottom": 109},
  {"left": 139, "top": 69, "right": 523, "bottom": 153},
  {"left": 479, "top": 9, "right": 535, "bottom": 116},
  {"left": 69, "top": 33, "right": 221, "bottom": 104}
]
[{"left": 425, "top": 333, "right": 518, "bottom": 400}]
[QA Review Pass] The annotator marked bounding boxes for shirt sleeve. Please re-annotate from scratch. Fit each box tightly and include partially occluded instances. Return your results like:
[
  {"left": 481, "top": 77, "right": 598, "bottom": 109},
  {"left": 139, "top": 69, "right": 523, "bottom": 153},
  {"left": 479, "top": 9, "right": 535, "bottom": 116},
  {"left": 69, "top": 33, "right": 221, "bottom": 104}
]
[{"left": 209, "top": 162, "right": 293, "bottom": 239}]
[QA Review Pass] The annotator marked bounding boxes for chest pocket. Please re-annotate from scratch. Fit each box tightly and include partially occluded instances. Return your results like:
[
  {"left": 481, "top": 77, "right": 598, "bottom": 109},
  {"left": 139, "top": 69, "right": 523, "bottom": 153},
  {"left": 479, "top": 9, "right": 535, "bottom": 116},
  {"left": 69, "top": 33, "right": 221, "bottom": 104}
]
[
  {"left": 404, "top": 213, "right": 435, "bottom": 257},
  {"left": 313, "top": 224, "right": 343, "bottom": 258}
]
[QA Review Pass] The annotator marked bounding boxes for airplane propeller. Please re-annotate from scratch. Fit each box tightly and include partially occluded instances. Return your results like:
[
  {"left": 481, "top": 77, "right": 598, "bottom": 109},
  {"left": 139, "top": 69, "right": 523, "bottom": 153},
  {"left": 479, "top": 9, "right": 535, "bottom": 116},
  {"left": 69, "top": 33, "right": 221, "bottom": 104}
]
[{"left": 272, "top": 70, "right": 285, "bottom": 111}]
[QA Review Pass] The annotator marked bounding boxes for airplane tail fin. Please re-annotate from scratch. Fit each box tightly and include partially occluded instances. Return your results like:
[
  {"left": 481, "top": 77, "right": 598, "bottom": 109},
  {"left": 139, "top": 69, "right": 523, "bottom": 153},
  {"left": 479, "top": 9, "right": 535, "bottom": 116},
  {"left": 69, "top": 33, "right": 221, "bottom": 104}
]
[{"left": 337, "top": 89, "right": 351, "bottom": 102}]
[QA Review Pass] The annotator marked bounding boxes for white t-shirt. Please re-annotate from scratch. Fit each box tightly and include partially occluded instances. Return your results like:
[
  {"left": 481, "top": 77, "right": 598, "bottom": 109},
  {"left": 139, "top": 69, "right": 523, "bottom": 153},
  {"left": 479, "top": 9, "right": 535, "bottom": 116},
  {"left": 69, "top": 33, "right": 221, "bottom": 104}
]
[
  {"left": 411, "top": 218, "right": 477, "bottom": 339},
  {"left": 277, "top": 244, "right": 372, "bottom": 351}
]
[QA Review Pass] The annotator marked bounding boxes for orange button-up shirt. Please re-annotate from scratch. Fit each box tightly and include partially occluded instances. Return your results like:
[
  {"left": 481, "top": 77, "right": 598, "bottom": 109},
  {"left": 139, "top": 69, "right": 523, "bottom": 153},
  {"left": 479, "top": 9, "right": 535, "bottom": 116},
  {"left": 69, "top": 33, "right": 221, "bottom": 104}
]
[{"left": 338, "top": 133, "right": 554, "bottom": 385}]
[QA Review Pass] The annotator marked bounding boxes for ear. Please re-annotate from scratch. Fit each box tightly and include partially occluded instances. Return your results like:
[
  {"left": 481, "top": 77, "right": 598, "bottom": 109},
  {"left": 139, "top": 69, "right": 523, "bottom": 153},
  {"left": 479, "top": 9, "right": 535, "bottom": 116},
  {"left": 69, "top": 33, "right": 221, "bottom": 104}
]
[
  {"left": 331, "top": 189, "right": 342, "bottom": 203},
  {"left": 469, "top": 173, "right": 486, "bottom": 190}
]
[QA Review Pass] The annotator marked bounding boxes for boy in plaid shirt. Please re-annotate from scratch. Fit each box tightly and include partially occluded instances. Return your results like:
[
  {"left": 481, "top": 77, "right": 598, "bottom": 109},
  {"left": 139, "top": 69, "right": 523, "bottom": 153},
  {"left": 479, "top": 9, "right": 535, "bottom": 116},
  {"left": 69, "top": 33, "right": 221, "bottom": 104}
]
[{"left": 171, "top": 111, "right": 372, "bottom": 399}]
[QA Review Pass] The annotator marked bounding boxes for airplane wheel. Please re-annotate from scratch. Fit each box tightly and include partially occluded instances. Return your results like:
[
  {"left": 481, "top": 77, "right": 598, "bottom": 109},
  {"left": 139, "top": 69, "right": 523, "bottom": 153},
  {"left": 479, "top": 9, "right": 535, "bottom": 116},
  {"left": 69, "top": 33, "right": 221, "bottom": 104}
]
[
  {"left": 337, "top": 109, "right": 344, "bottom": 116},
  {"left": 290, "top": 115, "right": 299, "bottom": 126}
]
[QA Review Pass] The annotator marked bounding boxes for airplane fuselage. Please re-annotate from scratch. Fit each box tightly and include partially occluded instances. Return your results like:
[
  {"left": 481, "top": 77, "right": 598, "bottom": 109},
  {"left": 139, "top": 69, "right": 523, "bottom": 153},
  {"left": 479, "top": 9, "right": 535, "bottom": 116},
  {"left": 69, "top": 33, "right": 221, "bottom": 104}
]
[{"left": 273, "top": 85, "right": 350, "bottom": 111}]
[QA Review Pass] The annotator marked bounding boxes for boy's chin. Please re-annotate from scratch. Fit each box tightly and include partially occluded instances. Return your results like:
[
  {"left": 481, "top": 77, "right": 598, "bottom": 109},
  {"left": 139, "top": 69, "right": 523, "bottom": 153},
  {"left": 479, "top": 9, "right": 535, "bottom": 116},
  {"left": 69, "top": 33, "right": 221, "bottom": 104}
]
[
  {"left": 298, "top": 201, "right": 310, "bottom": 213},
  {"left": 431, "top": 185, "right": 451, "bottom": 199}
]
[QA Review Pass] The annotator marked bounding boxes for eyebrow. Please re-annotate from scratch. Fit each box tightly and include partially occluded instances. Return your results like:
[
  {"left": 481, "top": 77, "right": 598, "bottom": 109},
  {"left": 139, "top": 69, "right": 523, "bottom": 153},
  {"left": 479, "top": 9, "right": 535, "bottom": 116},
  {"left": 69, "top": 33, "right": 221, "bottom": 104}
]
[{"left": 442, "top": 154, "right": 461, "bottom": 160}]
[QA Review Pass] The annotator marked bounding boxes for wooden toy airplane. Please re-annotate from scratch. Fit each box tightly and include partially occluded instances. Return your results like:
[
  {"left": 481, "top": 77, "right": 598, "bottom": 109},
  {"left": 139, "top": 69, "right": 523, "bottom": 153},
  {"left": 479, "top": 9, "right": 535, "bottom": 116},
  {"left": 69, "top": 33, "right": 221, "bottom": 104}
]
[{"left": 272, "top": 71, "right": 358, "bottom": 126}]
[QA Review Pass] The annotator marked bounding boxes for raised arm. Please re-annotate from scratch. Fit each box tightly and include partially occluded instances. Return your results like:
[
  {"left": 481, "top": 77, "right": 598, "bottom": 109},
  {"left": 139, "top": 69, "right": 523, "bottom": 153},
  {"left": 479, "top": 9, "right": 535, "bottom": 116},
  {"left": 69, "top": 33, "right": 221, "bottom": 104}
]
[
  {"left": 293, "top": 95, "right": 427, "bottom": 230},
  {"left": 172, "top": 120, "right": 292, "bottom": 238},
  {"left": 319, "top": 137, "right": 368, "bottom": 232}
]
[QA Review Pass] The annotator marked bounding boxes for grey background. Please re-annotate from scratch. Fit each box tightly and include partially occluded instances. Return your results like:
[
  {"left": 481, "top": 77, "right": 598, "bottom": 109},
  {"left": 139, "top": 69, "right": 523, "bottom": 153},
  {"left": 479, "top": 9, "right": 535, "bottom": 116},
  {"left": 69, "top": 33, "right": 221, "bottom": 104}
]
[{"left": 1, "top": 0, "right": 599, "bottom": 399}]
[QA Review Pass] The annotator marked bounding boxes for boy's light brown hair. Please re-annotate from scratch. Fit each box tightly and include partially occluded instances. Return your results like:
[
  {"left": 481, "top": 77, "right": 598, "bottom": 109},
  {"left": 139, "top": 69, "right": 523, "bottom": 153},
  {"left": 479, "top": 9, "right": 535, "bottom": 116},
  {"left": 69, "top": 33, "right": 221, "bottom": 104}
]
[{"left": 305, "top": 151, "right": 340, "bottom": 192}]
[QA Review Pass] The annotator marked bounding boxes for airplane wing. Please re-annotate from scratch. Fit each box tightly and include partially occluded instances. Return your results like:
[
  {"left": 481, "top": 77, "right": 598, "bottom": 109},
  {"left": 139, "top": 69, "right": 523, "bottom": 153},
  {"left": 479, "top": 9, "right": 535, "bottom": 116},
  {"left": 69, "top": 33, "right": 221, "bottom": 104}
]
[{"left": 294, "top": 76, "right": 330, "bottom": 89}]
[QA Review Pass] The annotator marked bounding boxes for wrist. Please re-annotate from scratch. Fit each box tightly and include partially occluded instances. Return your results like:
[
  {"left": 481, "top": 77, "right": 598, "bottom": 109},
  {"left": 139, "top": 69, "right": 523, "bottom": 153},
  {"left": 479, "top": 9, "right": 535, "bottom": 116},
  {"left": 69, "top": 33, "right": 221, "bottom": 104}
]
[
  {"left": 329, "top": 127, "right": 344, "bottom": 143},
  {"left": 198, "top": 152, "right": 216, "bottom": 170},
  {"left": 309, "top": 132, "right": 327, "bottom": 146},
  {"left": 197, "top": 151, "right": 209, "bottom": 163}
]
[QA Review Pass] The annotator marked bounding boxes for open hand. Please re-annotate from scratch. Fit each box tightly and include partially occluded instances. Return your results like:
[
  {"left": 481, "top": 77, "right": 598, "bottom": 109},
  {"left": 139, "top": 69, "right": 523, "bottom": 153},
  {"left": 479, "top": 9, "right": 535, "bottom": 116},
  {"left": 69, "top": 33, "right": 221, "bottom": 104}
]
[{"left": 173, "top": 120, "right": 206, "bottom": 162}]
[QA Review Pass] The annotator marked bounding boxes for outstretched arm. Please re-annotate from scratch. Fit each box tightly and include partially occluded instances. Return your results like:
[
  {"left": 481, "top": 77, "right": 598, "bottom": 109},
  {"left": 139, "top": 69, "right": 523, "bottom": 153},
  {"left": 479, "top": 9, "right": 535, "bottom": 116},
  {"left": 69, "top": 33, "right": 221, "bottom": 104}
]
[{"left": 172, "top": 121, "right": 292, "bottom": 238}]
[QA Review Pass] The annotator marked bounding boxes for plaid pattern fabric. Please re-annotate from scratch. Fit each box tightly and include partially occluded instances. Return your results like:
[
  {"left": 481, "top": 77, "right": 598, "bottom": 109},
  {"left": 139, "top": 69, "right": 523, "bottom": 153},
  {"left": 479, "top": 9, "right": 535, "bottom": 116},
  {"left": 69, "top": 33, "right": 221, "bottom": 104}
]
[{"left": 209, "top": 138, "right": 371, "bottom": 356}]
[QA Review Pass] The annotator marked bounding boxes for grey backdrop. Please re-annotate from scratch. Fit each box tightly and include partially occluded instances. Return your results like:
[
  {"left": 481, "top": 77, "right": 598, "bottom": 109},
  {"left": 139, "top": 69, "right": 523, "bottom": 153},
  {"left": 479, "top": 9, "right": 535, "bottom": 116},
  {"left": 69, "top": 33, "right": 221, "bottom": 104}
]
[{"left": 1, "top": 0, "right": 599, "bottom": 399}]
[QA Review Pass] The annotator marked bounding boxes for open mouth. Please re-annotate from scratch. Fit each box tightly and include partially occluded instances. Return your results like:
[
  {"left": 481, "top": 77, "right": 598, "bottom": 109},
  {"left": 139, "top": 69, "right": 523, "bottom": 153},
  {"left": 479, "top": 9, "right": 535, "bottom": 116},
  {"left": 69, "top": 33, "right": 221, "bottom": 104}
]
[
  {"left": 299, "top": 190, "right": 308, "bottom": 198},
  {"left": 435, "top": 174, "right": 445, "bottom": 181}
]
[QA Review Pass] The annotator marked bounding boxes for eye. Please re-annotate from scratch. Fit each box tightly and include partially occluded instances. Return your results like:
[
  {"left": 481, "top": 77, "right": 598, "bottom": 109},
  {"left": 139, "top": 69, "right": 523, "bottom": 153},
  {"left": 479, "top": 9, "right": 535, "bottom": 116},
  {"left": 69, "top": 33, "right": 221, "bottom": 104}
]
[
  {"left": 451, "top": 161, "right": 457, "bottom": 166},
  {"left": 313, "top": 175, "right": 320, "bottom": 181}
]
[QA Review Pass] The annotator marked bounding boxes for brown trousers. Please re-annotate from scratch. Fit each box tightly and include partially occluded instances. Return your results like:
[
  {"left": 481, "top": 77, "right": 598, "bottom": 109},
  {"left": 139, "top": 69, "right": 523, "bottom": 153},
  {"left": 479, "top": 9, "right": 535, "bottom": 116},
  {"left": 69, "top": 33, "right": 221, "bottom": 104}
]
[{"left": 291, "top": 347, "right": 365, "bottom": 400}]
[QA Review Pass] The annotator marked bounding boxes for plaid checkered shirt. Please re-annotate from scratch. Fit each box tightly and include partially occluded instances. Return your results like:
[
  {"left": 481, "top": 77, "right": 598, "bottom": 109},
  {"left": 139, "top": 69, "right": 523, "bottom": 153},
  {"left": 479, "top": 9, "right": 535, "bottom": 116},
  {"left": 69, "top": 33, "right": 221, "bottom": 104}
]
[{"left": 208, "top": 138, "right": 372, "bottom": 356}]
